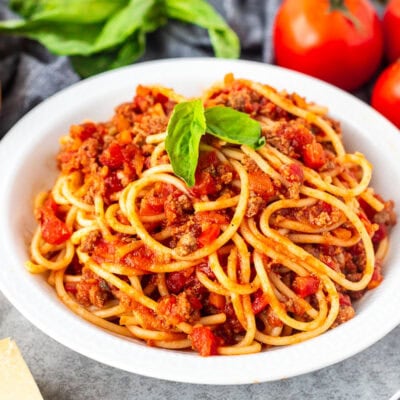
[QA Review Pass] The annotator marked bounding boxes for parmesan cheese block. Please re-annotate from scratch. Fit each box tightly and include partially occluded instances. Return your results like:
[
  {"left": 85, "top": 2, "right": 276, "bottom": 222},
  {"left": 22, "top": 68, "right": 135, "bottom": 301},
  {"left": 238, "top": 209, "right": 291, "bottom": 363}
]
[{"left": 0, "top": 338, "right": 44, "bottom": 400}]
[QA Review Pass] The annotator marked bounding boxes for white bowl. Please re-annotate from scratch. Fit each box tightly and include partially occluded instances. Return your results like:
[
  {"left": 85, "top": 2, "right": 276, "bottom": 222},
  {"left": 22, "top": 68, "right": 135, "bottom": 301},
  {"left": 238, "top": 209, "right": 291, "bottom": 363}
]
[{"left": 0, "top": 58, "right": 399, "bottom": 385}]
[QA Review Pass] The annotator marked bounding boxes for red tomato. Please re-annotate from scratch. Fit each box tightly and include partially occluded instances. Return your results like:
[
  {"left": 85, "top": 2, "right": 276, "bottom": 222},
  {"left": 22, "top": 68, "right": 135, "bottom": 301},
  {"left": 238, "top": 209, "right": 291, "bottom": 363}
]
[
  {"left": 383, "top": 0, "right": 400, "bottom": 62},
  {"left": 248, "top": 171, "right": 275, "bottom": 200},
  {"left": 302, "top": 142, "right": 326, "bottom": 169},
  {"left": 39, "top": 200, "right": 71, "bottom": 245},
  {"left": 251, "top": 289, "right": 269, "bottom": 314},
  {"left": 189, "top": 326, "right": 219, "bottom": 356},
  {"left": 292, "top": 275, "right": 320, "bottom": 297},
  {"left": 273, "top": 0, "right": 384, "bottom": 91},
  {"left": 40, "top": 212, "right": 71, "bottom": 245},
  {"left": 197, "top": 224, "right": 220, "bottom": 247},
  {"left": 371, "top": 61, "right": 400, "bottom": 129}
]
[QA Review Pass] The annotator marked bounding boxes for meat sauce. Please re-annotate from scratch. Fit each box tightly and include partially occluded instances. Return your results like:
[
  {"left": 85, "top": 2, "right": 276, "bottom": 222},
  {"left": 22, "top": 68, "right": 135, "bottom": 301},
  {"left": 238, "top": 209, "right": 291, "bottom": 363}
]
[{"left": 41, "top": 81, "right": 396, "bottom": 356}]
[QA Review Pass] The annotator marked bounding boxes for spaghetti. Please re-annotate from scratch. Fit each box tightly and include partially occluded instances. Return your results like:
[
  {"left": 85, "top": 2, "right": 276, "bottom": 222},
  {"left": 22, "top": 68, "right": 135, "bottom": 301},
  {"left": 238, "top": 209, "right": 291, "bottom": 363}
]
[{"left": 27, "top": 75, "right": 396, "bottom": 356}]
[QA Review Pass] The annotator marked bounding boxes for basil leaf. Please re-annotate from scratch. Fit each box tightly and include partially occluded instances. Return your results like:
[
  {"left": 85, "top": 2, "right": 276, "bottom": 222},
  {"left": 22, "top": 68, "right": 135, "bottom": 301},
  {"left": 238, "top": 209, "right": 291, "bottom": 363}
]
[
  {"left": 0, "top": 20, "right": 103, "bottom": 55},
  {"left": 71, "top": 30, "right": 146, "bottom": 78},
  {"left": 165, "top": 0, "right": 240, "bottom": 59},
  {"left": 205, "top": 106, "right": 265, "bottom": 149},
  {"left": 209, "top": 29, "right": 240, "bottom": 58},
  {"left": 92, "top": 0, "right": 164, "bottom": 53},
  {"left": 9, "top": 0, "right": 127, "bottom": 24},
  {"left": 166, "top": 99, "right": 206, "bottom": 187},
  {"left": 0, "top": 0, "right": 162, "bottom": 56}
]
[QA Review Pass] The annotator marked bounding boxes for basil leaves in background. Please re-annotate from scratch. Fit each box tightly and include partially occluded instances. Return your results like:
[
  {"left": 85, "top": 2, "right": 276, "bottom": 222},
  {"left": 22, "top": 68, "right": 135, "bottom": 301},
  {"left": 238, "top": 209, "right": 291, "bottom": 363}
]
[
  {"left": 166, "top": 101, "right": 264, "bottom": 187},
  {"left": 0, "top": 0, "right": 240, "bottom": 77}
]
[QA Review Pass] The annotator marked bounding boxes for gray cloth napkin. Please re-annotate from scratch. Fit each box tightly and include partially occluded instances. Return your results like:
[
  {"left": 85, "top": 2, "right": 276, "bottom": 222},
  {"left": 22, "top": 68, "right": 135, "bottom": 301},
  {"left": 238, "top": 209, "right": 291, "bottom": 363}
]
[{"left": 0, "top": 0, "right": 381, "bottom": 138}]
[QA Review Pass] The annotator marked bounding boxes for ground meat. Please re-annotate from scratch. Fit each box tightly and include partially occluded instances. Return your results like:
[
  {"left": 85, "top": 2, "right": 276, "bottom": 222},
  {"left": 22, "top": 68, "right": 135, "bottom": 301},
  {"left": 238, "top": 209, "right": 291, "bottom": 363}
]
[
  {"left": 333, "top": 304, "right": 355, "bottom": 327},
  {"left": 157, "top": 293, "right": 192, "bottom": 327},
  {"left": 75, "top": 267, "right": 110, "bottom": 308},
  {"left": 58, "top": 137, "right": 103, "bottom": 174},
  {"left": 175, "top": 231, "right": 198, "bottom": 257},
  {"left": 164, "top": 194, "right": 193, "bottom": 225},
  {"left": 217, "top": 165, "right": 233, "bottom": 185},
  {"left": 295, "top": 201, "right": 342, "bottom": 228},
  {"left": 246, "top": 193, "right": 266, "bottom": 218},
  {"left": 80, "top": 230, "right": 101, "bottom": 254},
  {"left": 373, "top": 200, "right": 397, "bottom": 227},
  {"left": 263, "top": 118, "right": 313, "bottom": 159}
]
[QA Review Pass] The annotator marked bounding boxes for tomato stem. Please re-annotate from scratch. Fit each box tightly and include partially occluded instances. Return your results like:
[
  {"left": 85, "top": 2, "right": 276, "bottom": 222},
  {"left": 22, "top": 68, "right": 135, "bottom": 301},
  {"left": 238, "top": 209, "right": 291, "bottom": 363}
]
[{"left": 329, "top": 0, "right": 361, "bottom": 29}]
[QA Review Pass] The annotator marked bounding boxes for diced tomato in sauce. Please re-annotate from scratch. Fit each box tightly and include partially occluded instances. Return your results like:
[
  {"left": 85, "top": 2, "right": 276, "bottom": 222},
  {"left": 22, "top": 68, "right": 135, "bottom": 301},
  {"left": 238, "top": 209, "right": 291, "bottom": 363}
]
[
  {"left": 339, "top": 293, "right": 352, "bottom": 306},
  {"left": 198, "top": 224, "right": 220, "bottom": 247},
  {"left": 139, "top": 183, "right": 175, "bottom": 216},
  {"left": 190, "top": 326, "right": 220, "bottom": 356},
  {"left": 121, "top": 245, "right": 155, "bottom": 271},
  {"left": 100, "top": 142, "right": 124, "bottom": 169},
  {"left": 190, "top": 152, "right": 220, "bottom": 197},
  {"left": 248, "top": 171, "right": 275, "bottom": 200},
  {"left": 368, "top": 261, "right": 383, "bottom": 290},
  {"left": 166, "top": 270, "right": 193, "bottom": 294},
  {"left": 282, "top": 163, "right": 304, "bottom": 184},
  {"left": 38, "top": 197, "right": 71, "bottom": 245},
  {"left": 208, "top": 292, "right": 226, "bottom": 310},
  {"left": 194, "top": 211, "right": 229, "bottom": 226},
  {"left": 292, "top": 275, "right": 320, "bottom": 298},
  {"left": 104, "top": 172, "right": 123, "bottom": 199},
  {"left": 70, "top": 122, "right": 98, "bottom": 141},
  {"left": 251, "top": 289, "right": 269, "bottom": 314},
  {"left": 372, "top": 223, "right": 387, "bottom": 246},
  {"left": 302, "top": 141, "right": 326, "bottom": 169}
]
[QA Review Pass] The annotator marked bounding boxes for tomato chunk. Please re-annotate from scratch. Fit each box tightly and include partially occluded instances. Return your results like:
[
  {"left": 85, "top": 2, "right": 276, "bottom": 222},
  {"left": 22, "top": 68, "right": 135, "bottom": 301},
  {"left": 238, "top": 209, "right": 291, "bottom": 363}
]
[
  {"left": 198, "top": 224, "right": 220, "bottom": 247},
  {"left": 38, "top": 198, "right": 71, "bottom": 245},
  {"left": 248, "top": 171, "right": 275, "bottom": 200},
  {"left": 292, "top": 275, "right": 320, "bottom": 298},
  {"left": 251, "top": 289, "right": 269, "bottom": 314},
  {"left": 302, "top": 141, "right": 326, "bottom": 169},
  {"left": 100, "top": 142, "right": 124, "bottom": 169},
  {"left": 190, "top": 326, "right": 219, "bottom": 356}
]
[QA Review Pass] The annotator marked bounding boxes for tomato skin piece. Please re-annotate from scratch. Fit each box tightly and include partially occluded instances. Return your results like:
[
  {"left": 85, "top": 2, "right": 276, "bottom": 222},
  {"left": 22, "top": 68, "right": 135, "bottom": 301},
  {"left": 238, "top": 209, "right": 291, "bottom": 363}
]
[
  {"left": 189, "top": 326, "right": 220, "bottom": 356},
  {"left": 273, "top": 0, "right": 383, "bottom": 91},
  {"left": 371, "top": 61, "right": 400, "bottom": 129},
  {"left": 383, "top": 0, "right": 400, "bottom": 62}
]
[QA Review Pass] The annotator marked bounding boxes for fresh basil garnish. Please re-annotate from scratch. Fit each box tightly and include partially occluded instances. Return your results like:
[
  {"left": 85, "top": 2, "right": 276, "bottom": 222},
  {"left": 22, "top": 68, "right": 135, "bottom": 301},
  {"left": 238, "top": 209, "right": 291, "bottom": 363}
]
[
  {"left": 165, "top": 99, "right": 206, "bottom": 187},
  {"left": 205, "top": 106, "right": 265, "bottom": 149},
  {"left": 166, "top": 101, "right": 264, "bottom": 187}
]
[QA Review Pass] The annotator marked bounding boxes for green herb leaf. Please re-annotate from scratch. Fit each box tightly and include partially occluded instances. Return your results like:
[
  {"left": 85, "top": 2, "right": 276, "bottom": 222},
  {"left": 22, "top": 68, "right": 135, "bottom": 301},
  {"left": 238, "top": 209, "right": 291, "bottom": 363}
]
[
  {"left": 0, "top": 20, "right": 104, "bottom": 55},
  {"left": 71, "top": 30, "right": 146, "bottom": 78},
  {"left": 0, "top": 0, "right": 162, "bottom": 56},
  {"left": 165, "top": 99, "right": 206, "bottom": 187},
  {"left": 205, "top": 106, "right": 265, "bottom": 149},
  {"left": 166, "top": 101, "right": 264, "bottom": 186},
  {"left": 9, "top": 0, "right": 127, "bottom": 24},
  {"left": 209, "top": 29, "right": 240, "bottom": 59},
  {"left": 165, "top": 0, "right": 240, "bottom": 58},
  {"left": 92, "top": 0, "right": 164, "bottom": 53},
  {"left": 0, "top": 0, "right": 240, "bottom": 76}
]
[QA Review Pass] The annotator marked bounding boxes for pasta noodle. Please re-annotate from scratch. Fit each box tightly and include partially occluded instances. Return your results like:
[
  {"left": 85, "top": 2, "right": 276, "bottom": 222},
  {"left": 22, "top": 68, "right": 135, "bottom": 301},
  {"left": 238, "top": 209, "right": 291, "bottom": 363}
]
[{"left": 27, "top": 75, "right": 396, "bottom": 356}]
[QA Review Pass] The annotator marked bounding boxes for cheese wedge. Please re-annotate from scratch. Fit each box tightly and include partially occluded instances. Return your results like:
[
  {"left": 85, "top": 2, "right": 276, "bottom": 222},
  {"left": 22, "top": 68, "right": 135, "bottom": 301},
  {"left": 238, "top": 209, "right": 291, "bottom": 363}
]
[{"left": 0, "top": 338, "right": 44, "bottom": 400}]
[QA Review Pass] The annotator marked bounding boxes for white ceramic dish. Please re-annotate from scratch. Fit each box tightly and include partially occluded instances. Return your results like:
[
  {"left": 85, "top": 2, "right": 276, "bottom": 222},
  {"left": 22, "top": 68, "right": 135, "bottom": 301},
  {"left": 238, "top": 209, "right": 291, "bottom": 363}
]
[{"left": 0, "top": 58, "right": 399, "bottom": 385}]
